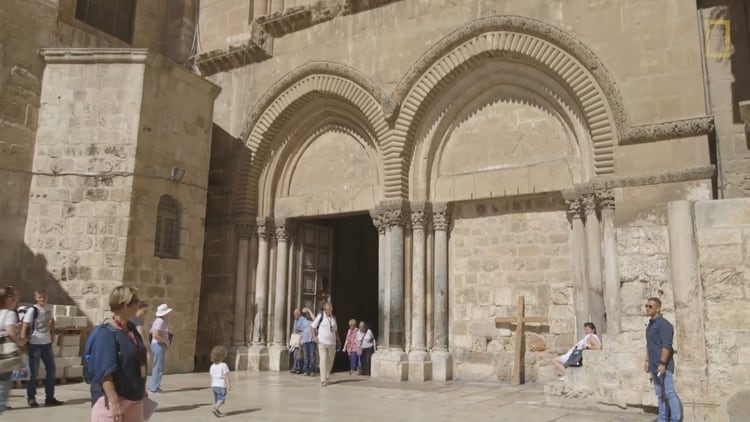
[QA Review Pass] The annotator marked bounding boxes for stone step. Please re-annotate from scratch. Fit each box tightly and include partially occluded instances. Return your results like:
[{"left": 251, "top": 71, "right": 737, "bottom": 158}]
[{"left": 545, "top": 347, "right": 658, "bottom": 410}]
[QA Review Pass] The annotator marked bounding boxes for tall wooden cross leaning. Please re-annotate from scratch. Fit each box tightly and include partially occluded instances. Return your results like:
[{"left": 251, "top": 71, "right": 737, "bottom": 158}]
[{"left": 493, "top": 296, "right": 549, "bottom": 385}]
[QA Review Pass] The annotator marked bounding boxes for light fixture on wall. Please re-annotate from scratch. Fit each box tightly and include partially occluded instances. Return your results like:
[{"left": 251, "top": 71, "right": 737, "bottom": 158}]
[{"left": 171, "top": 167, "right": 186, "bottom": 182}]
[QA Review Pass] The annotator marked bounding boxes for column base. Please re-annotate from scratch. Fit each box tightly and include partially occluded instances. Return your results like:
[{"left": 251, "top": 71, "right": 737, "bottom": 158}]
[
  {"left": 431, "top": 350, "right": 453, "bottom": 381},
  {"left": 268, "top": 344, "right": 290, "bottom": 372},
  {"left": 247, "top": 344, "right": 269, "bottom": 371},
  {"left": 371, "top": 349, "right": 407, "bottom": 381},
  {"left": 408, "top": 350, "right": 432, "bottom": 382},
  {"left": 229, "top": 345, "right": 249, "bottom": 371}
]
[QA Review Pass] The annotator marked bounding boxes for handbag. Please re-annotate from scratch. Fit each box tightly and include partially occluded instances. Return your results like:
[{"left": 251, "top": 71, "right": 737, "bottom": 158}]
[
  {"left": 565, "top": 349, "right": 583, "bottom": 367},
  {"left": 0, "top": 310, "right": 22, "bottom": 373},
  {"left": 289, "top": 333, "right": 302, "bottom": 348}
]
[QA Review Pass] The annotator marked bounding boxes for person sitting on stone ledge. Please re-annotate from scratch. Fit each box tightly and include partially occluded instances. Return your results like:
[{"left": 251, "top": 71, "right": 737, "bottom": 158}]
[{"left": 551, "top": 322, "right": 601, "bottom": 380}]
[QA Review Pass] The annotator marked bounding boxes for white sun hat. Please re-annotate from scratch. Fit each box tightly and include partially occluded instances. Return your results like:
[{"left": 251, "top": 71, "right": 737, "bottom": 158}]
[{"left": 155, "top": 303, "right": 173, "bottom": 317}]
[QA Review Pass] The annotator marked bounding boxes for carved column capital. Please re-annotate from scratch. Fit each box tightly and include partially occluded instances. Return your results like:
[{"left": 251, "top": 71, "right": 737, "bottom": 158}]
[
  {"left": 256, "top": 216, "right": 273, "bottom": 239},
  {"left": 410, "top": 202, "right": 431, "bottom": 229},
  {"left": 565, "top": 198, "right": 584, "bottom": 219},
  {"left": 274, "top": 218, "right": 292, "bottom": 241},
  {"left": 377, "top": 199, "right": 409, "bottom": 228},
  {"left": 597, "top": 189, "right": 615, "bottom": 210},
  {"left": 233, "top": 216, "right": 255, "bottom": 239},
  {"left": 432, "top": 202, "right": 451, "bottom": 231},
  {"left": 581, "top": 193, "right": 598, "bottom": 215},
  {"left": 369, "top": 209, "right": 387, "bottom": 235}
]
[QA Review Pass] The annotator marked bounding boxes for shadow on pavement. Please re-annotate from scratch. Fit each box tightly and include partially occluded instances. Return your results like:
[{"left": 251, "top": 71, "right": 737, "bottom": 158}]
[
  {"left": 163, "top": 386, "right": 207, "bottom": 393},
  {"left": 156, "top": 403, "right": 212, "bottom": 412},
  {"left": 223, "top": 408, "right": 261, "bottom": 416}
]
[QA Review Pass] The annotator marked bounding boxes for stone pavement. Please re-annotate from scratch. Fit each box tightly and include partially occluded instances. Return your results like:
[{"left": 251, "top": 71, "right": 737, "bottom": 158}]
[{"left": 5, "top": 372, "right": 656, "bottom": 421}]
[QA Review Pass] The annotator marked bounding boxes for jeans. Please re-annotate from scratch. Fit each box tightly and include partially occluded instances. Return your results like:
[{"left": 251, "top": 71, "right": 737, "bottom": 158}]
[
  {"left": 348, "top": 351, "right": 359, "bottom": 372},
  {"left": 653, "top": 370, "right": 681, "bottom": 422},
  {"left": 360, "top": 347, "right": 374, "bottom": 375},
  {"left": 0, "top": 372, "right": 11, "bottom": 414},
  {"left": 149, "top": 343, "right": 166, "bottom": 392},
  {"left": 212, "top": 387, "right": 227, "bottom": 404},
  {"left": 27, "top": 343, "right": 56, "bottom": 400},
  {"left": 291, "top": 348, "right": 302, "bottom": 372},
  {"left": 302, "top": 342, "right": 316, "bottom": 375}
]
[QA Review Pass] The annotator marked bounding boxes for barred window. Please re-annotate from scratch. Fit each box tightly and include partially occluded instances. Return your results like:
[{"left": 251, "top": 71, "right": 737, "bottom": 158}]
[
  {"left": 75, "top": 0, "right": 137, "bottom": 43},
  {"left": 154, "top": 195, "right": 180, "bottom": 258}
]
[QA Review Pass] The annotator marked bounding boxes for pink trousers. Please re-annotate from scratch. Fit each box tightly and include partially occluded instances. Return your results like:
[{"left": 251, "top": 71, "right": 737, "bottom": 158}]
[{"left": 91, "top": 396, "right": 144, "bottom": 422}]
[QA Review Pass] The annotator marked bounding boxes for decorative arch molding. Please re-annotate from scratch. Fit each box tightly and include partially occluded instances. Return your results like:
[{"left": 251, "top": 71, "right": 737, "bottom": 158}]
[
  {"left": 234, "top": 61, "right": 391, "bottom": 215},
  {"left": 259, "top": 103, "right": 383, "bottom": 216},
  {"left": 385, "top": 15, "right": 626, "bottom": 199}
]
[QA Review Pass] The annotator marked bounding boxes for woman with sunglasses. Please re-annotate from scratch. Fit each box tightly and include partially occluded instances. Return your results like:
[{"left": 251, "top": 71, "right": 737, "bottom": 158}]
[
  {"left": 89, "top": 286, "right": 148, "bottom": 422},
  {"left": 551, "top": 322, "right": 601, "bottom": 380}
]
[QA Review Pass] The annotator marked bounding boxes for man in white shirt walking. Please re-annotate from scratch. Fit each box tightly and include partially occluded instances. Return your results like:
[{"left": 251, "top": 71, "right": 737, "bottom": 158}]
[
  {"left": 311, "top": 302, "right": 341, "bottom": 387},
  {"left": 21, "top": 288, "right": 63, "bottom": 407}
]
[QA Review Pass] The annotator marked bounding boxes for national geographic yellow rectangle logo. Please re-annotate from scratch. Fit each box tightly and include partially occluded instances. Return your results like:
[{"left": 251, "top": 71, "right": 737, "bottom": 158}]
[{"left": 706, "top": 20, "right": 731, "bottom": 59}]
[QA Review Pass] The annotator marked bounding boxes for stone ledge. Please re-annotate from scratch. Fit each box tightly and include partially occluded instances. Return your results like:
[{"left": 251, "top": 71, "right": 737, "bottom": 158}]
[
  {"left": 194, "top": 26, "right": 273, "bottom": 77},
  {"left": 740, "top": 101, "right": 750, "bottom": 126},
  {"left": 619, "top": 116, "right": 715, "bottom": 145},
  {"left": 257, "top": 6, "right": 315, "bottom": 38}
]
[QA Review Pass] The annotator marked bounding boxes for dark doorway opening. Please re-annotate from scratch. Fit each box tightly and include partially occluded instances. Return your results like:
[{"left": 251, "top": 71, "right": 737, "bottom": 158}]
[{"left": 300, "top": 213, "right": 378, "bottom": 372}]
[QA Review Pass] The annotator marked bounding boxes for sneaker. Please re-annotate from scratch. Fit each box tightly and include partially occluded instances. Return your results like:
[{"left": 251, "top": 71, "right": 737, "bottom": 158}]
[
  {"left": 212, "top": 408, "right": 223, "bottom": 417},
  {"left": 150, "top": 388, "right": 164, "bottom": 393},
  {"left": 45, "top": 398, "right": 64, "bottom": 406},
  {"left": 28, "top": 398, "right": 39, "bottom": 408},
  {"left": 321, "top": 380, "right": 328, "bottom": 387}
]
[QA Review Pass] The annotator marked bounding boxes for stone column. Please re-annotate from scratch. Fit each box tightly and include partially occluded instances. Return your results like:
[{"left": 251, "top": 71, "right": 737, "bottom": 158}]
[
  {"left": 269, "top": 0, "right": 284, "bottom": 13},
  {"left": 252, "top": 0, "right": 268, "bottom": 18},
  {"left": 566, "top": 197, "right": 590, "bottom": 340},
  {"left": 248, "top": 217, "right": 272, "bottom": 371},
  {"left": 599, "top": 190, "right": 621, "bottom": 334},
  {"left": 370, "top": 210, "right": 389, "bottom": 348},
  {"left": 667, "top": 201, "right": 707, "bottom": 389},
  {"left": 269, "top": 219, "right": 291, "bottom": 371},
  {"left": 431, "top": 202, "right": 453, "bottom": 381},
  {"left": 582, "top": 193, "right": 605, "bottom": 333},
  {"left": 409, "top": 203, "right": 432, "bottom": 381},
  {"left": 371, "top": 200, "right": 408, "bottom": 381},
  {"left": 230, "top": 218, "right": 253, "bottom": 369}
]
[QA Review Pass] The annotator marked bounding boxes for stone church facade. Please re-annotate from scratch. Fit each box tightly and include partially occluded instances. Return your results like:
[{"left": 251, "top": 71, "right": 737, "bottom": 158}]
[{"left": 2, "top": 0, "right": 750, "bottom": 420}]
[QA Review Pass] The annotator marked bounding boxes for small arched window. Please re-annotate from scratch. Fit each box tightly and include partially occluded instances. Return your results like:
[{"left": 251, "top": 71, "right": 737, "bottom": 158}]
[{"left": 154, "top": 195, "right": 180, "bottom": 258}]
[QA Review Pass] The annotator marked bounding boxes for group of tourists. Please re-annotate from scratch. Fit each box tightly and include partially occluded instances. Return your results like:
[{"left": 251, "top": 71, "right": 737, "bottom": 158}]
[
  {"left": 289, "top": 303, "right": 377, "bottom": 385},
  {"left": 0, "top": 285, "right": 174, "bottom": 421},
  {"left": 1, "top": 285, "right": 681, "bottom": 422}
]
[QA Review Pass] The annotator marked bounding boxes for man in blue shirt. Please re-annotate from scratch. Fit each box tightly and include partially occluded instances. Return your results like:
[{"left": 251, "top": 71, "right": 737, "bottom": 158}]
[{"left": 643, "top": 297, "right": 681, "bottom": 422}]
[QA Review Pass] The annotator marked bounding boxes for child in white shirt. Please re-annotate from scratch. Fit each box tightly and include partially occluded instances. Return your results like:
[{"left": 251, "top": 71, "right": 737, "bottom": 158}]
[{"left": 209, "top": 346, "right": 231, "bottom": 418}]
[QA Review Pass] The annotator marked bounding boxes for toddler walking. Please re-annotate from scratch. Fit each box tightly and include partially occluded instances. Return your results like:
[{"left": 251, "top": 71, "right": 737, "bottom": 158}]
[{"left": 209, "top": 345, "right": 231, "bottom": 417}]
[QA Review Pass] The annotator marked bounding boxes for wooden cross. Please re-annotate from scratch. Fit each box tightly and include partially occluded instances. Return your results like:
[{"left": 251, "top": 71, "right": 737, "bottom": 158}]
[{"left": 493, "top": 295, "right": 549, "bottom": 385}]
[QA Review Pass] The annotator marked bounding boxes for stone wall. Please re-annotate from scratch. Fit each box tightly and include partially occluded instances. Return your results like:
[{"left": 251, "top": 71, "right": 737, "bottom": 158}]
[
  {"left": 23, "top": 50, "right": 218, "bottom": 373},
  {"left": 0, "top": 0, "right": 197, "bottom": 297},
  {"left": 694, "top": 198, "right": 750, "bottom": 421},
  {"left": 449, "top": 195, "right": 573, "bottom": 381}
]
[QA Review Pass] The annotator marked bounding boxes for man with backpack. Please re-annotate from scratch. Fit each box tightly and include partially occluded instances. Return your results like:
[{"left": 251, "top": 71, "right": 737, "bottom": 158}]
[{"left": 20, "top": 288, "right": 63, "bottom": 407}]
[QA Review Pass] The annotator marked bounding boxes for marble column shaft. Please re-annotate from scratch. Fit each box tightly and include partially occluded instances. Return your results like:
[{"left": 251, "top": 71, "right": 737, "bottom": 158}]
[
  {"left": 667, "top": 201, "right": 707, "bottom": 380},
  {"left": 252, "top": 217, "right": 273, "bottom": 345},
  {"left": 384, "top": 205, "right": 406, "bottom": 349},
  {"left": 410, "top": 204, "right": 429, "bottom": 352},
  {"left": 583, "top": 193, "right": 605, "bottom": 332},
  {"left": 599, "top": 190, "right": 621, "bottom": 334},
  {"left": 272, "top": 219, "right": 290, "bottom": 346},
  {"left": 372, "top": 212, "right": 388, "bottom": 347},
  {"left": 567, "top": 198, "right": 590, "bottom": 339},
  {"left": 432, "top": 204, "right": 450, "bottom": 351},
  {"left": 232, "top": 219, "right": 253, "bottom": 346}
]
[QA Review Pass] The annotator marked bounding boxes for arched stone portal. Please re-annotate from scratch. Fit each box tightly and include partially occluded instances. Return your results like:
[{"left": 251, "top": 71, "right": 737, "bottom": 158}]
[{"left": 230, "top": 16, "right": 624, "bottom": 382}]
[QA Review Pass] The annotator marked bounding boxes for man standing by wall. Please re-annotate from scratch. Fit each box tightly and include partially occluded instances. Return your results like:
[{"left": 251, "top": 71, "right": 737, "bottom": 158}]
[
  {"left": 21, "top": 288, "right": 64, "bottom": 407},
  {"left": 643, "top": 297, "right": 681, "bottom": 422}
]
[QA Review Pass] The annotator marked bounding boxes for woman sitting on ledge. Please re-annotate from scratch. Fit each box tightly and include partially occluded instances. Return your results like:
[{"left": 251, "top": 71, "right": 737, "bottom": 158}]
[{"left": 551, "top": 322, "right": 601, "bottom": 380}]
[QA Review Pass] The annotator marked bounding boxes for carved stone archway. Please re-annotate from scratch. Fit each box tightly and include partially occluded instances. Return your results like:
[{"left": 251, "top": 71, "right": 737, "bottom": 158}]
[
  {"left": 234, "top": 61, "right": 391, "bottom": 216},
  {"left": 383, "top": 15, "right": 626, "bottom": 200}
]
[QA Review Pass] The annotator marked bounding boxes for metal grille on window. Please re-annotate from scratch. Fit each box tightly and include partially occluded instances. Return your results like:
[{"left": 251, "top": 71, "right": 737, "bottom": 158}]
[{"left": 155, "top": 195, "right": 180, "bottom": 258}]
